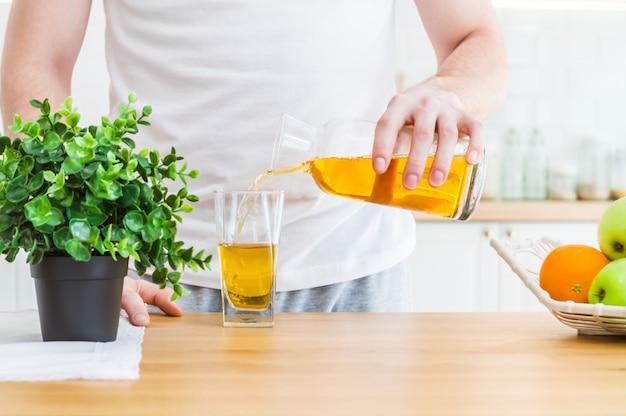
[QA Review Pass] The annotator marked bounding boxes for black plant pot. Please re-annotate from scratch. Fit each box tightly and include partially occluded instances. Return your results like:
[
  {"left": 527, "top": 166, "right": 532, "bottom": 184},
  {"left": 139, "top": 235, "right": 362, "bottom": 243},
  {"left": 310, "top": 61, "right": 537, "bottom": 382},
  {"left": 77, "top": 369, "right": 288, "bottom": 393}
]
[{"left": 30, "top": 255, "right": 129, "bottom": 342}]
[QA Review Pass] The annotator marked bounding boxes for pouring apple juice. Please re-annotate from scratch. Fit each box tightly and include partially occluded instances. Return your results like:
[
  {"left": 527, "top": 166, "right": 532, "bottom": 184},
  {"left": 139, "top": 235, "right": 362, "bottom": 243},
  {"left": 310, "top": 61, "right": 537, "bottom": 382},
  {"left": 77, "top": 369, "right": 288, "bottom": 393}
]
[
  {"left": 221, "top": 116, "right": 484, "bottom": 313},
  {"left": 251, "top": 114, "right": 485, "bottom": 221}
]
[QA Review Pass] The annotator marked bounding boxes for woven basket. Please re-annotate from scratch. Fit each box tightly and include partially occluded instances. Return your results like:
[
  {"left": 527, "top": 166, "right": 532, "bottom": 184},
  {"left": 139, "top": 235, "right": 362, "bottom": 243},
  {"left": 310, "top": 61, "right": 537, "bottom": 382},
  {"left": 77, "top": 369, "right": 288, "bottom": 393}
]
[{"left": 490, "top": 236, "right": 626, "bottom": 335}]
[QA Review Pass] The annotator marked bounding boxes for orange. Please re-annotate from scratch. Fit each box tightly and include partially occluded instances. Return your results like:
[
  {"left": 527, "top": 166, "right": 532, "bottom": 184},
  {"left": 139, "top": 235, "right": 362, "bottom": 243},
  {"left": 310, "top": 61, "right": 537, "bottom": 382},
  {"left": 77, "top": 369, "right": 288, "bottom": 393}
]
[{"left": 539, "top": 244, "right": 610, "bottom": 303}]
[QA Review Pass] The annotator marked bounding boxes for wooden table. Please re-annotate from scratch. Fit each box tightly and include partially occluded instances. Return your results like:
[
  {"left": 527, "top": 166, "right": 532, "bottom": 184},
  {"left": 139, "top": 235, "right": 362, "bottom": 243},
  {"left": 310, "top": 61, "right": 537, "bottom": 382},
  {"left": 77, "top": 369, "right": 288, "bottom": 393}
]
[{"left": 2, "top": 312, "right": 626, "bottom": 416}]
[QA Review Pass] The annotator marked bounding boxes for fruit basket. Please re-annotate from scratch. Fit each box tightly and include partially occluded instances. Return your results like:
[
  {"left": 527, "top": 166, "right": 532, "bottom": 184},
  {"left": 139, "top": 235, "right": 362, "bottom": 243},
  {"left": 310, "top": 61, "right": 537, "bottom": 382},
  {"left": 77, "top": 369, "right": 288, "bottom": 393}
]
[{"left": 490, "top": 236, "right": 626, "bottom": 336}]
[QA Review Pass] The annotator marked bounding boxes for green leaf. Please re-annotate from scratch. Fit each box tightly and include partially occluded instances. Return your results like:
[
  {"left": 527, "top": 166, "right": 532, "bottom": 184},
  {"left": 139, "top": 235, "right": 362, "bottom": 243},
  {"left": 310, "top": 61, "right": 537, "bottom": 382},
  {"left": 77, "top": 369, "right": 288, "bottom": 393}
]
[
  {"left": 20, "top": 137, "right": 43, "bottom": 156},
  {"left": 69, "top": 218, "right": 91, "bottom": 241},
  {"left": 42, "top": 130, "right": 62, "bottom": 151},
  {"left": 100, "top": 180, "right": 122, "bottom": 200},
  {"left": 168, "top": 271, "right": 182, "bottom": 284},
  {"left": 29, "top": 99, "right": 44, "bottom": 109},
  {"left": 166, "top": 164, "right": 177, "bottom": 180},
  {"left": 27, "top": 248, "right": 44, "bottom": 266},
  {"left": 119, "top": 183, "right": 140, "bottom": 207},
  {"left": 180, "top": 203, "right": 193, "bottom": 213},
  {"left": 24, "top": 120, "right": 41, "bottom": 138},
  {"left": 114, "top": 117, "right": 127, "bottom": 129},
  {"left": 123, "top": 211, "right": 146, "bottom": 233},
  {"left": 64, "top": 138, "right": 95, "bottom": 162},
  {"left": 152, "top": 267, "right": 167, "bottom": 285},
  {"left": 149, "top": 149, "right": 159, "bottom": 165},
  {"left": 61, "top": 157, "right": 84, "bottom": 175},
  {"left": 148, "top": 240, "right": 164, "bottom": 268},
  {"left": 0, "top": 135, "right": 11, "bottom": 153},
  {"left": 163, "top": 154, "right": 177, "bottom": 165},
  {"left": 0, "top": 214, "right": 15, "bottom": 232},
  {"left": 43, "top": 171, "right": 57, "bottom": 182},
  {"left": 103, "top": 240, "right": 116, "bottom": 257},
  {"left": 65, "top": 112, "right": 81, "bottom": 128},
  {"left": 6, "top": 183, "right": 29, "bottom": 204},
  {"left": 165, "top": 194, "right": 180, "bottom": 209},
  {"left": 42, "top": 98, "right": 51, "bottom": 114},
  {"left": 65, "top": 239, "right": 91, "bottom": 261},
  {"left": 27, "top": 171, "right": 45, "bottom": 192},
  {"left": 63, "top": 96, "right": 73, "bottom": 110},
  {"left": 46, "top": 207, "right": 64, "bottom": 227},
  {"left": 9, "top": 115, "right": 23, "bottom": 133},
  {"left": 75, "top": 132, "right": 97, "bottom": 149},
  {"left": 4, "top": 247, "right": 19, "bottom": 263},
  {"left": 84, "top": 207, "right": 107, "bottom": 227},
  {"left": 24, "top": 195, "right": 52, "bottom": 227},
  {"left": 141, "top": 224, "right": 161, "bottom": 243},
  {"left": 80, "top": 163, "right": 99, "bottom": 180},
  {"left": 176, "top": 187, "right": 188, "bottom": 199},
  {"left": 52, "top": 226, "right": 72, "bottom": 250},
  {"left": 172, "top": 283, "right": 188, "bottom": 298}
]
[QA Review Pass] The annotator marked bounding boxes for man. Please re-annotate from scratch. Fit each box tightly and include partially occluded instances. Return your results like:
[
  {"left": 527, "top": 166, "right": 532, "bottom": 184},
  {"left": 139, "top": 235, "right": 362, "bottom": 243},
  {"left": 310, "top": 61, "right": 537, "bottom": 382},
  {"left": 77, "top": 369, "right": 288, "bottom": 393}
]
[{"left": 0, "top": 1, "right": 508, "bottom": 325}]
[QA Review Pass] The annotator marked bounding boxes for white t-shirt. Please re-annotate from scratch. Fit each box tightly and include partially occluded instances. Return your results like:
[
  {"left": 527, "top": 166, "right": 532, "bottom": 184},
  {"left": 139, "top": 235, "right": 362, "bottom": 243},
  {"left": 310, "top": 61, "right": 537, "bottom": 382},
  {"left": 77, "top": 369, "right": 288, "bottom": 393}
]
[{"left": 103, "top": 0, "right": 416, "bottom": 291}]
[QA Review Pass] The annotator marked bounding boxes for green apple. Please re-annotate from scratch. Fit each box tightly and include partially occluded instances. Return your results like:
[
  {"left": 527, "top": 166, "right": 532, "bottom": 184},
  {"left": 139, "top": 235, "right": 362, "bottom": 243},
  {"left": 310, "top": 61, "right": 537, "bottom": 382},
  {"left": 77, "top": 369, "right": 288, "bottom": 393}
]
[
  {"left": 588, "top": 258, "right": 626, "bottom": 305},
  {"left": 597, "top": 197, "right": 626, "bottom": 260}
]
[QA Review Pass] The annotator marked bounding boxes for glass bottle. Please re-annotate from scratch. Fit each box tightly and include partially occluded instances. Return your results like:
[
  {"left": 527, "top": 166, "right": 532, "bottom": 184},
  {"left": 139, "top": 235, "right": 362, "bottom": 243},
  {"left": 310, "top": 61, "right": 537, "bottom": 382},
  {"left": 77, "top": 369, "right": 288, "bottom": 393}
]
[
  {"left": 523, "top": 129, "right": 548, "bottom": 200},
  {"left": 610, "top": 147, "right": 626, "bottom": 200},
  {"left": 481, "top": 146, "right": 500, "bottom": 200},
  {"left": 263, "top": 114, "right": 486, "bottom": 221},
  {"left": 548, "top": 162, "right": 577, "bottom": 201},
  {"left": 577, "top": 136, "right": 610, "bottom": 200},
  {"left": 500, "top": 128, "right": 524, "bottom": 200}
]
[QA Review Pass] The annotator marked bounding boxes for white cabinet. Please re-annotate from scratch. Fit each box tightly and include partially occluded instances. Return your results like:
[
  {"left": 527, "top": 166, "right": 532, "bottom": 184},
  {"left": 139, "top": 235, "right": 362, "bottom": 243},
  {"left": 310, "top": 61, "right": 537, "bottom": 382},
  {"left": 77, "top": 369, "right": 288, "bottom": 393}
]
[
  {"left": 408, "top": 221, "right": 497, "bottom": 312},
  {"left": 409, "top": 220, "right": 599, "bottom": 312}
]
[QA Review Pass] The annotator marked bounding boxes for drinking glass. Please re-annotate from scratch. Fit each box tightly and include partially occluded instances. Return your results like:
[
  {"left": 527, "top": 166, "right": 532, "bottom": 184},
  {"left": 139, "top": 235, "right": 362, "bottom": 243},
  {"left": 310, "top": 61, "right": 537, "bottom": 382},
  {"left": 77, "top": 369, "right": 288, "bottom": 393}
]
[{"left": 214, "top": 190, "right": 284, "bottom": 327}]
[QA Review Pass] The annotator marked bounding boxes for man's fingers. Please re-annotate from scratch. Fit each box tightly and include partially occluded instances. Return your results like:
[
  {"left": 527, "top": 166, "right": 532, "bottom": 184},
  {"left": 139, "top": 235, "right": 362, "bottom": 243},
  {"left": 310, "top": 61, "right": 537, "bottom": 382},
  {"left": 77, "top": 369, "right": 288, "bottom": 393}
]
[
  {"left": 121, "top": 276, "right": 183, "bottom": 327},
  {"left": 150, "top": 286, "right": 183, "bottom": 317},
  {"left": 121, "top": 277, "right": 151, "bottom": 326},
  {"left": 373, "top": 113, "right": 407, "bottom": 174},
  {"left": 458, "top": 115, "right": 484, "bottom": 164}
]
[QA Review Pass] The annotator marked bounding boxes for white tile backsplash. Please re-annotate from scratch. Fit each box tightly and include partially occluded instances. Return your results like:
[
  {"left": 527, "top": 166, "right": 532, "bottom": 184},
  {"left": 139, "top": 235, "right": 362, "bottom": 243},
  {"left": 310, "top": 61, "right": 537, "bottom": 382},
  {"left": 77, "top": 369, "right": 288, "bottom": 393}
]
[
  {"left": 397, "top": 3, "right": 626, "bottom": 158},
  {"left": 500, "top": 9, "right": 626, "bottom": 152}
]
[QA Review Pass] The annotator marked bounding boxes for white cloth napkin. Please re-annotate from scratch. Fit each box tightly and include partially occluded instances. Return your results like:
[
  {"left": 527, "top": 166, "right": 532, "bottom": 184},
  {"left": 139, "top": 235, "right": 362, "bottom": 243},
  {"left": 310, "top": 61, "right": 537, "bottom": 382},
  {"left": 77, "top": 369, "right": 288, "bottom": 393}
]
[{"left": 0, "top": 310, "right": 145, "bottom": 381}]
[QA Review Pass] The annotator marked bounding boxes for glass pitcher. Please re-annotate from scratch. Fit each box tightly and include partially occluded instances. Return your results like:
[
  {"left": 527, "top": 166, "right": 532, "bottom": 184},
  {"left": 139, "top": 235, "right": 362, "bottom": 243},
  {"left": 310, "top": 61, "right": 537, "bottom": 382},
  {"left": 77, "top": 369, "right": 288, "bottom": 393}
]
[{"left": 268, "top": 114, "right": 486, "bottom": 221}]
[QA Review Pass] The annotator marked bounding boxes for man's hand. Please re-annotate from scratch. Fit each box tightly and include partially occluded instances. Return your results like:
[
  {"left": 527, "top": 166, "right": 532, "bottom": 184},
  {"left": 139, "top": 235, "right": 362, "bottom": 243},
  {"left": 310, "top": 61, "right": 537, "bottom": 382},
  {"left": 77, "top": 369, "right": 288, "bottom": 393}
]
[
  {"left": 372, "top": 0, "right": 507, "bottom": 191},
  {"left": 121, "top": 276, "right": 183, "bottom": 326},
  {"left": 372, "top": 84, "right": 484, "bottom": 190}
]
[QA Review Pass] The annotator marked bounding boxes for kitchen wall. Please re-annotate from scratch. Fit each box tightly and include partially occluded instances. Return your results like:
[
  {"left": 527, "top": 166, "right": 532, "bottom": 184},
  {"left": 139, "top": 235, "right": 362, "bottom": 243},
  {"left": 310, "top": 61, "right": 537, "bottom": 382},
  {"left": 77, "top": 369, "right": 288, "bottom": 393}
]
[
  {"left": 396, "top": 1, "right": 626, "bottom": 200},
  {"left": 489, "top": 8, "right": 626, "bottom": 148}
]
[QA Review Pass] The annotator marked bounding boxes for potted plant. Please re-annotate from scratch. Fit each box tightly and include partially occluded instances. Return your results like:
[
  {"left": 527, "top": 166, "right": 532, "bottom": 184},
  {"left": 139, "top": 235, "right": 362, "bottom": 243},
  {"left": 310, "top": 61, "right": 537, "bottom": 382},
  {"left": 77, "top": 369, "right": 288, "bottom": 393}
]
[{"left": 0, "top": 93, "right": 211, "bottom": 341}]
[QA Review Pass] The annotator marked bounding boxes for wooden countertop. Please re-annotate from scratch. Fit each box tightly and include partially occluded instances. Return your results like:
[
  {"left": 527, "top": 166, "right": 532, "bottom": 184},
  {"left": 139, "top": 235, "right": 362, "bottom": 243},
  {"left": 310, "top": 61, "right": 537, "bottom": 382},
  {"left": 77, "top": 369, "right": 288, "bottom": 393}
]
[
  {"left": 414, "top": 200, "right": 612, "bottom": 222},
  {"left": 2, "top": 312, "right": 626, "bottom": 416}
]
